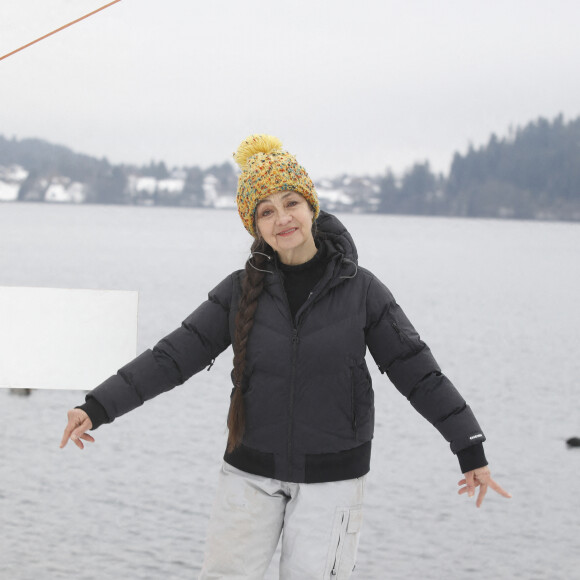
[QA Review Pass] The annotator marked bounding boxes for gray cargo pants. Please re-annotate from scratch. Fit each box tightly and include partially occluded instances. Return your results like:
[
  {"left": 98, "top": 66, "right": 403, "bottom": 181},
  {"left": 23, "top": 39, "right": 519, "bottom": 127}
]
[{"left": 199, "top": 462, "right": 366, "bottom": 579}]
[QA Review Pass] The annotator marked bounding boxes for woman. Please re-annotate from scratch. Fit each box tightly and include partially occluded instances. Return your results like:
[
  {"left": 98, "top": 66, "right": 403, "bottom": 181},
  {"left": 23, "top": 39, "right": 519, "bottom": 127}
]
[{"left": 61, "top": 134, "right": 510, "bottom": 579}]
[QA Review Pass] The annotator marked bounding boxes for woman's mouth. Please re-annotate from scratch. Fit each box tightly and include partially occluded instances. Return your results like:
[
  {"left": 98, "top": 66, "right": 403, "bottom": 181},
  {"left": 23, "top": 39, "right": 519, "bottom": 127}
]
[{"left": 277, "top": 227, "right": 298, "bottom": 237}]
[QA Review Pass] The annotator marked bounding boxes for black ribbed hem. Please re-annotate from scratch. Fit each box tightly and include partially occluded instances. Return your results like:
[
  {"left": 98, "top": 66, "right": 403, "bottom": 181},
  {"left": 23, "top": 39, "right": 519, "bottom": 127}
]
[
  {"left": 76, "top": 396, "right": 110, "bottom": 430},
  {"left": 305, "top": 441, "right": 372, "bottom": 483},
  {"left": 224, "top": 441, "right": 372, "bottom": 483},
  {"left": 457, "top": 443, "right": 487, "bottom": 473},
  {"left": 224, "top": 444, "right": 276, "bottom": 479}
]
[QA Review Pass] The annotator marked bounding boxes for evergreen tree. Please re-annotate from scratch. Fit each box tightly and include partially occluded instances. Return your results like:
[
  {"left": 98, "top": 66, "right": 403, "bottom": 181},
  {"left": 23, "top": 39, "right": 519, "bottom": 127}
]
[{"left": 377, "top": 170, "right": 399, "bottom": 213}]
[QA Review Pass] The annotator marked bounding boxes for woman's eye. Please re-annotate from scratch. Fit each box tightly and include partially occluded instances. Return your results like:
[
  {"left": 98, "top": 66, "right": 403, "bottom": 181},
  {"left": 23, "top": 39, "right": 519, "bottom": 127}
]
[
  {"left": 260, "top": 209, "right": 272, "bottom": 218},
  {"left": 287, "top": 200, "right": 298, "bottom": 207}
]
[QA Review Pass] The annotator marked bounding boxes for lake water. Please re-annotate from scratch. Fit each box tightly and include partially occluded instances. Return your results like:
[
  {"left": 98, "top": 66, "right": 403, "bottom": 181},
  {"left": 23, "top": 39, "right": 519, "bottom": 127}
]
[{"left": 1, "top": 202, "right": 579, "bottom": 579}]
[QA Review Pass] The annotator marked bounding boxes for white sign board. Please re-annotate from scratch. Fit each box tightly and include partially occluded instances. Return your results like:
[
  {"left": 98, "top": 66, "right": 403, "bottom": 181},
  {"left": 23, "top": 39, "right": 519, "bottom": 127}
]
[{"left": 0, "top": 287, "right": 138, "bottom": 390}]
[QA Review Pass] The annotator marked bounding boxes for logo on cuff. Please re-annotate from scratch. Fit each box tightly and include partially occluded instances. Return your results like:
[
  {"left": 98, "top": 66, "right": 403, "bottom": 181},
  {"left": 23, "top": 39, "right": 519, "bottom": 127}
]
[{"left": 469, "top": 433, "right": 483, "bottom": 440}]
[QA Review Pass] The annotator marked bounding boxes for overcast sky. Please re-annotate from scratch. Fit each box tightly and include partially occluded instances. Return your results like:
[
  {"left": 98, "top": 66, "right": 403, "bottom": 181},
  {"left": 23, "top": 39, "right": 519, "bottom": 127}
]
[{"left": 2, "top": 0, "right": 580, "bottom": 178}]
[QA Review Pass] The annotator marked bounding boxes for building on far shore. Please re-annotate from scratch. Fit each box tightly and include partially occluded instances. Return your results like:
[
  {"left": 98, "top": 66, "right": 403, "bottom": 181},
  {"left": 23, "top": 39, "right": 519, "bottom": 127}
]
[{"left": 0, "top": 165, "right": 28, "bottom": 202}]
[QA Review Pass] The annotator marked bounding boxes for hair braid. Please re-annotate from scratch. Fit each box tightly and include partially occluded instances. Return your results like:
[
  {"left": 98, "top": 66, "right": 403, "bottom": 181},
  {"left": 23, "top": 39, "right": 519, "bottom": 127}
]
[{"left": 227, "top": 237, "right": 270, "bottom": 452}]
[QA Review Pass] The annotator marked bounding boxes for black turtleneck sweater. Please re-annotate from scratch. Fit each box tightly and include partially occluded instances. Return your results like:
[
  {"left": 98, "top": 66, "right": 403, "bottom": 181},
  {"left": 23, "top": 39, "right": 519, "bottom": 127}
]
[{"left": 276, "top": 243, "right": 328, "bottom": 321}]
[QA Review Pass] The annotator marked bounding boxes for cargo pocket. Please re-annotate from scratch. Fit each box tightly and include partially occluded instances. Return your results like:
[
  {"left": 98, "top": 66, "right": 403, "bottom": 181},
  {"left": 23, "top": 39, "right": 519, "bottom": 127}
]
[{"left": 324, "top": 506, "right": 363, "bottom": 579}]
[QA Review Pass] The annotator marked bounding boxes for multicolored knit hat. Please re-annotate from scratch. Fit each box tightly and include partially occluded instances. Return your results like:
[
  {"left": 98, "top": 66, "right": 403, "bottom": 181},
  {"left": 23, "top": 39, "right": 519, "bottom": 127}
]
[{"left": 233, "top": 134, "right": 320, "bottom": 237}]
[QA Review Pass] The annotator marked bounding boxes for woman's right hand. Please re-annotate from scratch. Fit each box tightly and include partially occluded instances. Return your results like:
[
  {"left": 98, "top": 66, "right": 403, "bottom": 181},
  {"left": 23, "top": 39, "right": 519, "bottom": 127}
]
[
  {"left": 457, "top": 465, "right": 511, "bottom": 508},
  {"left": 60, "top": 408, "right": 94, "bottom": 450}
]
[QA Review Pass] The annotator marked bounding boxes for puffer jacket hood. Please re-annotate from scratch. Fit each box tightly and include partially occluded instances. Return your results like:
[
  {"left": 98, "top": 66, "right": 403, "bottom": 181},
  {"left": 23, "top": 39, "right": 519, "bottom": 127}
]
[{"left": 316, "top": 210, "right": 358, "bottom": 264}]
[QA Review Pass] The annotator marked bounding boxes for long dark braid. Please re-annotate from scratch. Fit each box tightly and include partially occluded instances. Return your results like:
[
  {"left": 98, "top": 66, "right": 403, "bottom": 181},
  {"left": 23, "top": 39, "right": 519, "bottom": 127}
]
[{"left": 227, "top": 236, "right": 270, "bottom": 452}]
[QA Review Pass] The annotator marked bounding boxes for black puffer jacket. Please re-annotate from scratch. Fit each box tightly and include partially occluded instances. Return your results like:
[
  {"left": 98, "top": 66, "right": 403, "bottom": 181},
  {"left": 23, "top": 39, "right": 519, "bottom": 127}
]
[{"left": 86, "top": 211, "right": 485, "bottom": 483}]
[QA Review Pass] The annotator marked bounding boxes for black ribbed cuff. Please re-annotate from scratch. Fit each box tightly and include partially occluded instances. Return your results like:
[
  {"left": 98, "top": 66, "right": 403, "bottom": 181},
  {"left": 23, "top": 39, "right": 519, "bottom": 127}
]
[
  {"left": 76, "top": 396, "right": 110, "bottom": 430},
  {"left": 457, "top": 443, "right": 487, "bottom": 473}
]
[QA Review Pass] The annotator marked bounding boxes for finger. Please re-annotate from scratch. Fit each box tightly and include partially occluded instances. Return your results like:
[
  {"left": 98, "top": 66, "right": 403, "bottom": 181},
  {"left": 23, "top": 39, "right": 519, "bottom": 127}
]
[
  {"left": 60, "top": 419, "right": 79, "bottom": 448},
  {"left": 458, "top": 478, "right": 482, "bottom": 488},
  {"left": 70, "top": 422, "right": 92, "bottom": 449},
  {"left": 488, "top": 478, "right": 512, "bottom": 499},
  {"left": 61, "top": 409, "right": 86, "bottom": 448},
  {"left": 458, "top": 480, "right": 481, "bottom": 495},
  {"left": 71, "top": 421, "right": 91, "bottom": 439},
  {"left": 60, "top": 426, "right": 72, "bottom": 448},
  {"left": 464, "top": 471, "right": 476, "bottom": 497},
  {"left": 476, "top": 483, "right": 488, "bottom": 508}
]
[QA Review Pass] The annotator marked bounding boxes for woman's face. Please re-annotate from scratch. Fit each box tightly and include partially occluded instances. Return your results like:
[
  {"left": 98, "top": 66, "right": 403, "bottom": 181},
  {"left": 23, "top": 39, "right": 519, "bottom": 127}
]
[{"left": 255, "top": 191, "right": 316, "bottom": 265}]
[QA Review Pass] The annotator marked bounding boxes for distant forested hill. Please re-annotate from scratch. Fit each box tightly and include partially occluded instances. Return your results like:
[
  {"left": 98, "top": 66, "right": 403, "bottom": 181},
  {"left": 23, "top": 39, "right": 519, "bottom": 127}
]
[
  {"left": 0, "top": 135, "right": 236, "bottom": 206},
  {"left": 1, "top": 114, "right": 579, "bottom": 220},
  {"left": 377, "top": 114, "right": 580, "bottom": 220},
  {"left": 445, "top": 114, "right": 580, "bottom": 219}
]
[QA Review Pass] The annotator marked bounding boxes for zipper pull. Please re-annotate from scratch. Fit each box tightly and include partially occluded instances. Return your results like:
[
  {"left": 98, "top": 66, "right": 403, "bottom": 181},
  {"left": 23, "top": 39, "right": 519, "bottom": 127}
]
[
  {"left": 206, "top": 358, "right": 215, "bottom": 371},
  {"left": 292, "top": 330, "right": 299, "bottom": 344}
]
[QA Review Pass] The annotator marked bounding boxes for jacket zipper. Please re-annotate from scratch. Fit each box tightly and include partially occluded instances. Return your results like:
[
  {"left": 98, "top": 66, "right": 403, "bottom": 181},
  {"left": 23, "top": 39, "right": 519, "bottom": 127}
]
[
  {"left": 392, "top": 318, "right": 417, "bottom": 351},
  {"left": 287, "top": 299, "right": 316, "bottom": 479},
  {"left": 391, "top": 319, "right": 405, "bottom": 342},
  {"left": 274, "top": 267, "right": 297, "bottom": 480},
  {"left": 287, "top": 328, "right": 299, "bottom": 480},
  {"left": 283, "top": 290, "right": 314, "bottom": 480},
  {"left": 276, "top": 256, "right": 346, "bottom": 480}
]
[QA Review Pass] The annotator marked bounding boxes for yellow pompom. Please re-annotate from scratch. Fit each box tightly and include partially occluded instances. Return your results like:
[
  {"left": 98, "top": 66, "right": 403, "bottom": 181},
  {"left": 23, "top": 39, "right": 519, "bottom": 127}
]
[{"left": 233, "top": 134, "right": 283, "bottom": 170}]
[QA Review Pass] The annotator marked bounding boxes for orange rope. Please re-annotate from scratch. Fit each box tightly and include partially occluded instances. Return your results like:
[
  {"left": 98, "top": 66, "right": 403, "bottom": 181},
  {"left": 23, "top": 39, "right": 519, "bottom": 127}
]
[{"left": 0, "top": 0, "right": 123, "bottom": 62}]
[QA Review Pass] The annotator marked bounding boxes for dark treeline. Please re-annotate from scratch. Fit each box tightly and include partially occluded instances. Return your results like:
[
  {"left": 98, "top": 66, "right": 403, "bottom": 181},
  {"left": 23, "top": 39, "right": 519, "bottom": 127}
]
[
  {"left": 378, "top": 114, "right": 580, "bottom": 220},
  {"left": 446, "top": 114, "right": 580, "bottom": 219},
  {"left": 1, "top": 114, "right": 580, "bottom": 220}
]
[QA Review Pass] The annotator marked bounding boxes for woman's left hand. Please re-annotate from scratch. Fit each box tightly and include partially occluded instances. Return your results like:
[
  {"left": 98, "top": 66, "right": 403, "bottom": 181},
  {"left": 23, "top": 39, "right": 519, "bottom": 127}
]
[{"left": 458, "top": 466, "right": 511, "bottom": 508}]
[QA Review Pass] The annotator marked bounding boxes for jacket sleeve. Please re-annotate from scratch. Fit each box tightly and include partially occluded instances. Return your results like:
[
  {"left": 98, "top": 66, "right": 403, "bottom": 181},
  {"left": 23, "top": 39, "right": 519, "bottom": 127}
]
[
  {"left": 85, "top": 274, "right": 234, "bottom": 423},
  {"left": 364, "top": 275, "right": 486, "bottom": 455}
]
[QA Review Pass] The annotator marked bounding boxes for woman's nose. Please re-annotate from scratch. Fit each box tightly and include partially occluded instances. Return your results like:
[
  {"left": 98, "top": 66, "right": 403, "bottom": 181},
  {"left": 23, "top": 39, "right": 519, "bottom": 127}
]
[{"left": 277, "top": 211, "right": 292, "bottom": 224}]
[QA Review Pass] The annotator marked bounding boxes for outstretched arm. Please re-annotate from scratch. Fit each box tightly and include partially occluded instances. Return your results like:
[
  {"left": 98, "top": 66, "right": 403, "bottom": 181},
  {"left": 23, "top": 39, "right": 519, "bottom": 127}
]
[
  {"left": 458, "top": 465, "right": 512, "bottom": 508},
  {"left": 60, "top": 273, "right": 235, "bottom": 437},
  {"left": 365, "top": 276, "right": 486, "bottom": 459}
]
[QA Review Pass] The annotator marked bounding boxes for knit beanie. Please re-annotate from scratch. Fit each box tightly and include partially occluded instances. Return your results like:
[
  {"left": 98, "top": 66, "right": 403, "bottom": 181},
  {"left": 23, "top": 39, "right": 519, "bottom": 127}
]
[{"left": 234, "top": 134, "right": 320, "bottom": 237}]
